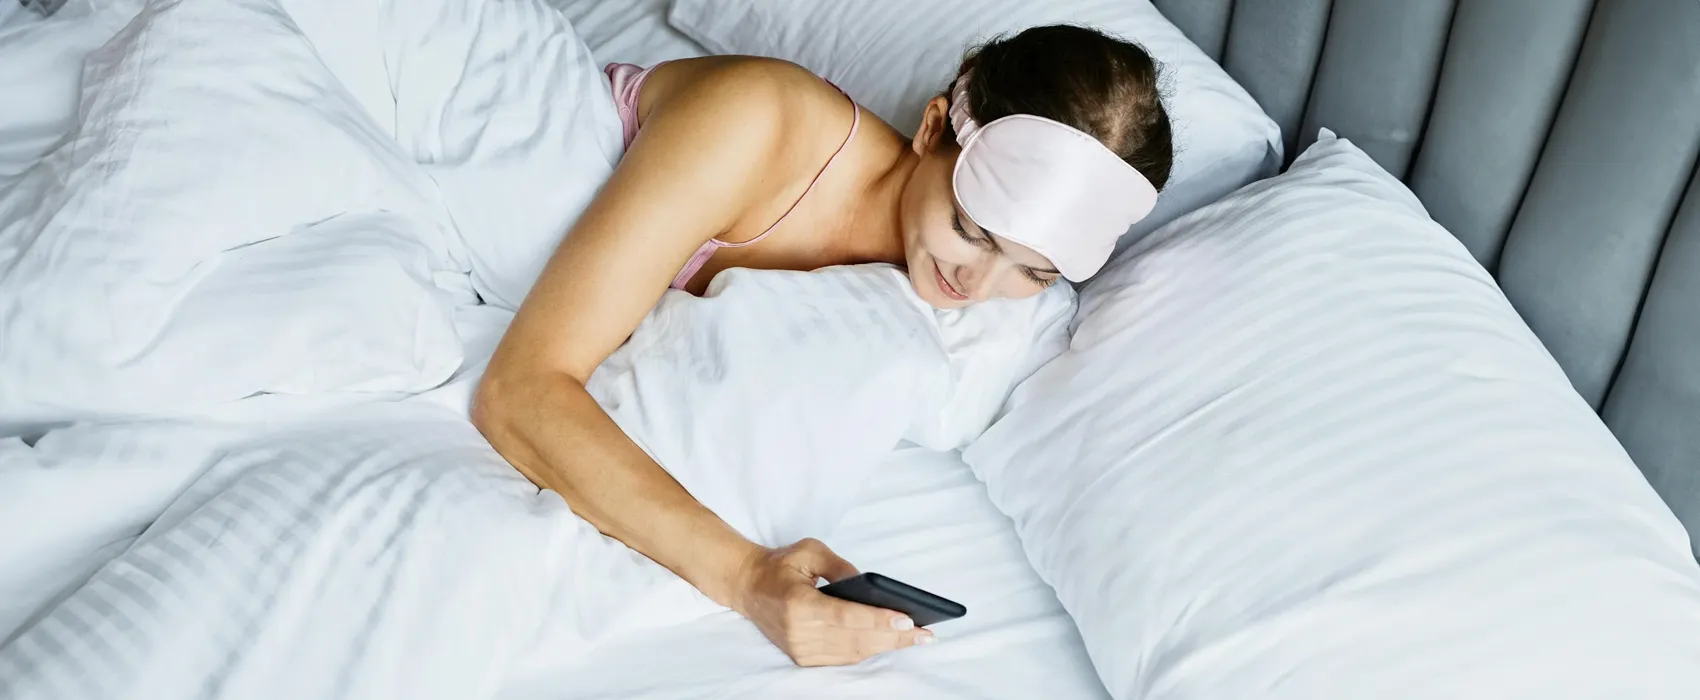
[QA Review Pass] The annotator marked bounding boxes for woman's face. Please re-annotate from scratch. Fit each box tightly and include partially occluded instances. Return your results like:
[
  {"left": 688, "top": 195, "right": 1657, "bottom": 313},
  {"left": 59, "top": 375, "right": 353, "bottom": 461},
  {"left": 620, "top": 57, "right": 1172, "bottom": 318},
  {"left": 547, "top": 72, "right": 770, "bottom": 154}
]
[{"left": 899, "top": 97, "right": 1062, "bottom": 310}]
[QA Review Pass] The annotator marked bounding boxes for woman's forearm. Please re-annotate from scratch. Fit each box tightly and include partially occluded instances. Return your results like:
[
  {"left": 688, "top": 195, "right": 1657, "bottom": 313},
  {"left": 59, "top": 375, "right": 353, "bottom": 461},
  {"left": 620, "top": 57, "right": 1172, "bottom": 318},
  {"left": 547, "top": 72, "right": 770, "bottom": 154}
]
[{"left": 472, "top": 371, "right": 760, "bottom": 608}]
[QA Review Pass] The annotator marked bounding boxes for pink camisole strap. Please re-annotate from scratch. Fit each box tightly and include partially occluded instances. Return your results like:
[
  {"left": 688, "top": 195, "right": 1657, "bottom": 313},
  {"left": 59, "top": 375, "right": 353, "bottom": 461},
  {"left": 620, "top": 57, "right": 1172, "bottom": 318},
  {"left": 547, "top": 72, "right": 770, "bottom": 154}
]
[{"left": 604, "top": 61, "right": 862, "bottom": 291}]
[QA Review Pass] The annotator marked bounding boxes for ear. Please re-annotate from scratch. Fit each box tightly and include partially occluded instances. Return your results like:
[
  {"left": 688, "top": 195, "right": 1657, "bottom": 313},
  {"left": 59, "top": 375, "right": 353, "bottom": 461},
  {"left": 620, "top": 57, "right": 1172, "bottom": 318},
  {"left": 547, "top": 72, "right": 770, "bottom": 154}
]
[{"left": 912, "top": 95, "right": 953, "bottom": 155}]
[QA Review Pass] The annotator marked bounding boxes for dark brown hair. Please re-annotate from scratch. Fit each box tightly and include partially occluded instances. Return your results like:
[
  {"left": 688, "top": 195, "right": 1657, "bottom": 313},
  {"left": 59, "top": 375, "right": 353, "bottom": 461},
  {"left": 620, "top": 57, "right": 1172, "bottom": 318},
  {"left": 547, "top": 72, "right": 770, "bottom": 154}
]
[{"left": 946, "top": 24, "right": 1174, "bottom": 189}]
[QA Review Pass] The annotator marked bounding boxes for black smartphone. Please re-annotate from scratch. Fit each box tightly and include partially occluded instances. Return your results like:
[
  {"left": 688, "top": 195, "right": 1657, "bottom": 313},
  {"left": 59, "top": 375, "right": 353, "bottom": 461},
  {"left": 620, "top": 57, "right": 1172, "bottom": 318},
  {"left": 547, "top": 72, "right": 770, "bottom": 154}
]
[{"left": 818, "top": 572, "right": 966, "bottom": 627}]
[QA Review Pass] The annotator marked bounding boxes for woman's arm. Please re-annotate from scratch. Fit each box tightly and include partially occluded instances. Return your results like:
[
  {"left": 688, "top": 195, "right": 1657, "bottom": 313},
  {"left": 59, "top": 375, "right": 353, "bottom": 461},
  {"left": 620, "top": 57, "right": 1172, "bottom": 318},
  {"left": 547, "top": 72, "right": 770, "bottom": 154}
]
[{"left": 471, "top": 59, "right": 930, "bottom": 666}]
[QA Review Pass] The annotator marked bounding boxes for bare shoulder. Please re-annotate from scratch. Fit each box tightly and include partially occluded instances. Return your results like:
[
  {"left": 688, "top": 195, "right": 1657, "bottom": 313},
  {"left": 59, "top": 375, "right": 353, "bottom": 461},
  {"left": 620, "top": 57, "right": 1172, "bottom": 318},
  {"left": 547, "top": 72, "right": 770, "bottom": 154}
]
[
  {"left": 477, "top": 59, "right": 861, "bottom": 381},
  {"left": 637, "top": 56, "right": 859, "bottom": 173},
  {"left": 640, "top": 56, "right": 845, "bottom": 119}
]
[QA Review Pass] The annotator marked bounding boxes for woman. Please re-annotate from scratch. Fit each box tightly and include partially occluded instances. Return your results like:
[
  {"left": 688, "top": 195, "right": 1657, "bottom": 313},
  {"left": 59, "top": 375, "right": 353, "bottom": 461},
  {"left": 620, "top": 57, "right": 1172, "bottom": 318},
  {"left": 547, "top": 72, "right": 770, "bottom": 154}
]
[{"left": 472, "top": 24, "right": 1173, "bottom": 666}]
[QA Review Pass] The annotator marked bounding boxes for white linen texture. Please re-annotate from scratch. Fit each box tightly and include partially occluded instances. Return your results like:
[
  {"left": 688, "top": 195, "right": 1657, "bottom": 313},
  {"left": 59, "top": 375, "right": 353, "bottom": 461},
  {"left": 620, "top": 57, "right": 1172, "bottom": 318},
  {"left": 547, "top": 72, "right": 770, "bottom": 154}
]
[
  {"left": 0, "top": 0, "right": 469, "bottom": 431},
  {"left": 0, "top": 265, "right": 1073, "bottom": 700},
  {"left": 963, "top": 131, "right": 1700, "bottom": 700},
  {"left": 0, "top": 5, "right": 1076, "bottom": 697}
]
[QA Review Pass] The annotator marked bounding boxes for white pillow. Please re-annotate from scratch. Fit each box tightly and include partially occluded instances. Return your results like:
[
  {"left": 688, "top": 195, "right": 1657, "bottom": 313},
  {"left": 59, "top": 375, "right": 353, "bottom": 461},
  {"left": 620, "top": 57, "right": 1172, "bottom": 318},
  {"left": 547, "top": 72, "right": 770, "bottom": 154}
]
[
  {"left": 668, "top": 0, "right": 1282, "bottom": 248},
  {"left": 588, "top": 264, "right": 1073, "bottom": 546},
  {"left": 0, "top": 0, "right": 466, "bottom": 430},
  {"left": 962, "top": 132, "right": 1700, "bottom": 699},
  {"left": 548, "top": 0, "right": 710, "bottom": 67}
]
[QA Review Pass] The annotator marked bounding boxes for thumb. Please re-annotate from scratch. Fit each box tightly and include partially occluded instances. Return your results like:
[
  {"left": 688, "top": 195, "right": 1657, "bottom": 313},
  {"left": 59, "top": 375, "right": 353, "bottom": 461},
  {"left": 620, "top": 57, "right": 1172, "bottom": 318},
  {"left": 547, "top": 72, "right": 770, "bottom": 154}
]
[{"left": 793, "top": 538, "right": 860, "bottom": 583}]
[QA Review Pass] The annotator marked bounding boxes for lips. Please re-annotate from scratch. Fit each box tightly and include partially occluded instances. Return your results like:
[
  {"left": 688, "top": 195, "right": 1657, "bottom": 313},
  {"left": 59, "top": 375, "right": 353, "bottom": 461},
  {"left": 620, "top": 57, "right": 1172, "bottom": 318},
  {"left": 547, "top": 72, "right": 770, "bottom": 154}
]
[{"left": 934, "top": 260, "right": 969, "bottom": 302}]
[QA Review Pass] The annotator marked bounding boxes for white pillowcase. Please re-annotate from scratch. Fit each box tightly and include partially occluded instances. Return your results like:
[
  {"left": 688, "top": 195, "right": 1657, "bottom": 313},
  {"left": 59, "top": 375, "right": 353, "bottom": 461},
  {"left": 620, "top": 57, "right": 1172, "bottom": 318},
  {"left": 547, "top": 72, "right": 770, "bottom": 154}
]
[
  {"left": 668, "top": 0, "right": 1282, "bottom": 247},
  {"left": 963, "top": 131, "right": 1700, "bottom": 699},
  {"left": 549, "top": 0, "right": 710, "bottom": 67},
  {"left": 0, "top": 0, "right": 466, "bottom": 430},
  {"left": 588, "top": 264, "right": 1074, "bottom": 546}
]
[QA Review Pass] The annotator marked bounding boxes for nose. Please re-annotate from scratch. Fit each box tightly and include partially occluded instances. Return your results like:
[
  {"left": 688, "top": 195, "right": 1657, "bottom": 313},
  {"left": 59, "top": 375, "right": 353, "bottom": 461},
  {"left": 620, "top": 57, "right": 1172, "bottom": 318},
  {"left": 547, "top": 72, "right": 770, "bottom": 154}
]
[{"left": 958, "top": 260, "right": 997, "bottom": 301}]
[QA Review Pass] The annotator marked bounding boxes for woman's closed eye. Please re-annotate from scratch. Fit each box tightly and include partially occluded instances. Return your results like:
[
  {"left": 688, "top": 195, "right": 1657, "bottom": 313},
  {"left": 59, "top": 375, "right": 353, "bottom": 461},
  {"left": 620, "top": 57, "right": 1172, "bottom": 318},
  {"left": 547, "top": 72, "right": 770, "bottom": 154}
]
[
  {"left": 955, "top": 212, "right": 1059, "bottom": 287},
  {"left": 1022, "top": 267, "right": 1059, "bottom": 287},
  {"left": 952, "top": 212, "right": 993, "bottom": 248}
]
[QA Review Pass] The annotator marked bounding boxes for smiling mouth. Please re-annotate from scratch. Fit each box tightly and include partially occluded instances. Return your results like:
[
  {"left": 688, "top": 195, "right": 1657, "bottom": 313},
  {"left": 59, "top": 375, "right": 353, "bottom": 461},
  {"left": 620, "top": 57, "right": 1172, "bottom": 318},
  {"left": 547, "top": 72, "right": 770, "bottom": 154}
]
[{"left": 933, "top": 260, "right": 969, "bottom": 301}]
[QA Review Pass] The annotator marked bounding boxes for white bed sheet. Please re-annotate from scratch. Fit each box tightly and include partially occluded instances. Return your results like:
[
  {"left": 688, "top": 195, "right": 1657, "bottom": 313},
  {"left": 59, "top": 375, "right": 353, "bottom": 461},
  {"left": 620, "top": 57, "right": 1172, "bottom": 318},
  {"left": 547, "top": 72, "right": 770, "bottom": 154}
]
[
  {"left": 548, "top": 0, "right": 708, "bottom": 66},
  {"left": 497, "top": 447, "right": 1110, "bottom": 700}
]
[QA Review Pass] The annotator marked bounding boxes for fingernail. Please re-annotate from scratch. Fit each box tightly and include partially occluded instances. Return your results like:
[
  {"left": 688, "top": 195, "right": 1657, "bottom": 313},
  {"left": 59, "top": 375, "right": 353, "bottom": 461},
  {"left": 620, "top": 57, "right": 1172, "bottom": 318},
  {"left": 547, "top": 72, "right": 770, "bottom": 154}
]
[
  {"left": 916, "top": 633, "right": 937, "bottom": 645},
  {"left": 891, "top": 617, "right": 914, "bottom": 631}
]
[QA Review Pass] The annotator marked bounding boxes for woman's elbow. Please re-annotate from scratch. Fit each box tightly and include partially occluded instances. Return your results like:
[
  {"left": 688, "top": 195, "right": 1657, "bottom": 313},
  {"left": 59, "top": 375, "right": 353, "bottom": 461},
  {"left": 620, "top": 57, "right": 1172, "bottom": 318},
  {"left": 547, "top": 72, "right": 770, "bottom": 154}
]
[
  {"left": 470, "top": 363, "right": 582, "bottom": 444},
  {"left": 470, "top": 371, "right": 520, "bottom": 444}
]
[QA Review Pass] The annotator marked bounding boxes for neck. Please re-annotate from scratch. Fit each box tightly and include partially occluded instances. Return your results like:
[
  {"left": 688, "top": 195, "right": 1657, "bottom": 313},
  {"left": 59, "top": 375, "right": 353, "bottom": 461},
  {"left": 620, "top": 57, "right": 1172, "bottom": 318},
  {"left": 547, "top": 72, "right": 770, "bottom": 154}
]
[{"left": 837, "top": 137, "right": 918, "bottom": 267}]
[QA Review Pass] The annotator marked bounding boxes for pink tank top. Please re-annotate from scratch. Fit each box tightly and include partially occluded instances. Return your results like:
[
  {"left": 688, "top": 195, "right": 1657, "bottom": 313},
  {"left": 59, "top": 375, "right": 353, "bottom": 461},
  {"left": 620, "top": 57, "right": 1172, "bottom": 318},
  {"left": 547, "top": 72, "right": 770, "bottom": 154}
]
[{"left": 605, "top": 61, "right": 862, "bottom": 291}]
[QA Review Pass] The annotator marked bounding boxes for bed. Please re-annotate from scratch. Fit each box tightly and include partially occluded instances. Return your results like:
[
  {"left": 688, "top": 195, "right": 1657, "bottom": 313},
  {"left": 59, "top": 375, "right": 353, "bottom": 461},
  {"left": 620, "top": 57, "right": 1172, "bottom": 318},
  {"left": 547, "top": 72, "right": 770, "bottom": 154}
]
[{"left": 1, "top": 1, "right": 1697, "bottom": 699}]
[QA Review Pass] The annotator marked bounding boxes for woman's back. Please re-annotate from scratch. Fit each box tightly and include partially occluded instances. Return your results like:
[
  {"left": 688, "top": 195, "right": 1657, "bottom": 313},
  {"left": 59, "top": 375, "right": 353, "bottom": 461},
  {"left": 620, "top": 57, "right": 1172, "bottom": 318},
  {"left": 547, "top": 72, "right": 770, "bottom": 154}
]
[
  {"left": 598, "top": 57, "right": 908, "bottom": 294},
  {"left": 606, "top": 59, "right": 865, "bottom": 291}
]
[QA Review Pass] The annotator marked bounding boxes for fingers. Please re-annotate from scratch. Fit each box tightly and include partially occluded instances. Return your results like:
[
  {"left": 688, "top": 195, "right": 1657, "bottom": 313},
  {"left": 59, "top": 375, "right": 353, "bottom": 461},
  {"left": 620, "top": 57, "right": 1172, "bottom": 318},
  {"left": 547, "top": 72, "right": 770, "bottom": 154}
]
[
  {"left": 778, "top": 587, "right": 938, "bottom": 667},
  {"left": 750, "top": 539, "right": 942, "bottom": 667},
  {"left": 853, "top": 627, "right": 935, "bottom": 657},
  {"left": 790, "top": 538, "right": 859, "bottom": 583},
  {"left": 822, "top": 594, "right": 906, "bottom": 631},
  {"left": 791, "top": 626, "right": 937, "bottom": 667}
]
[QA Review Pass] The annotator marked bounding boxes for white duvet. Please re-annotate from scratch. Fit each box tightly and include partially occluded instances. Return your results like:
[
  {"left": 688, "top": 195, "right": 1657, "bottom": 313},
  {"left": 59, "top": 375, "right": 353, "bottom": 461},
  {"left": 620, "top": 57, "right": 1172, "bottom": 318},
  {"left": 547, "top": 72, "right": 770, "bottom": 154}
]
[
  {"left": 0, "top": 270, "right": 1068, "bottom": 698},
  {"left": 0, "top": 0, "right": 1074, "bottom": 697}
]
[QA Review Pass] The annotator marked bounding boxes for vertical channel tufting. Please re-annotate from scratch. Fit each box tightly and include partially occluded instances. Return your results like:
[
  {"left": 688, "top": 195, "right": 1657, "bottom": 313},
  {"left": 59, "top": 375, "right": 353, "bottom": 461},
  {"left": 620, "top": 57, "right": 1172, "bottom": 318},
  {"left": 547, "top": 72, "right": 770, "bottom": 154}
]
[
  {"left": 1404, "top": 0, "right": 1593, "bottom": 270},
  {"left": 1296, "top": 0, "right": 1456, "bottom": 178},
  {"left": 1495, "top": 0, "right": 1700, "bottom": 408},
  {"left": 1221, "top": 0, "right": 1332, "bottom": 163},
  {"left": 1604, "top": 163, "right": 1700, "bottom": 556},
  {"left": 1148, "top": 0, "right": 1233, "bottom": 61}
]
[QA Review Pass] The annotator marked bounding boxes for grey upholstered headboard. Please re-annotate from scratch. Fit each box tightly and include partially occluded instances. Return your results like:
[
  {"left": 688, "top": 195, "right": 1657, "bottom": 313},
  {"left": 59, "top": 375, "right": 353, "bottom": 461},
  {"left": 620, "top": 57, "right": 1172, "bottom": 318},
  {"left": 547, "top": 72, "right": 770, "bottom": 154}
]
[{"left": 1150, "top": 0, "right": 1700, "bottom": 552}]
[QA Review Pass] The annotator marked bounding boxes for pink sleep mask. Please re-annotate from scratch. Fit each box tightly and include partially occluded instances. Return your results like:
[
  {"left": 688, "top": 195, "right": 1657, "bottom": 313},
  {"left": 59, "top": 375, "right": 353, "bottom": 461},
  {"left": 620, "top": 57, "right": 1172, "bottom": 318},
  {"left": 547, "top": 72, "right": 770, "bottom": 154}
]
[{"left": 949, "top": 70, "right": 1159, "bottom": 282}]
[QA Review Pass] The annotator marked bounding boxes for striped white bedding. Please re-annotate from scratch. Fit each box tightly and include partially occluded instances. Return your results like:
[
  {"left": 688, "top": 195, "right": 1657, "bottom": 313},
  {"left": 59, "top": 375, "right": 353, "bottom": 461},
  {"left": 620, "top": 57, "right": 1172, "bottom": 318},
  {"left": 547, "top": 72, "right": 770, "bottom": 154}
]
[
  {"left": 9, "top": 0, "right": 1699, "bottom": 698},
  {"left": 0, "top": 265, "right": 1071, "bottom": 699},
  {"left": 0, "top": 1, "right": 1083, "bottom": 697},
  {"left": 965, "top": 132, "right": 1700, "bottom": 699},
  {"left": 547, "top": 0, "right": 708, "bottom": 66},
  {"left": 0, "top": 413, "right": 1112, "bottom": 700}
]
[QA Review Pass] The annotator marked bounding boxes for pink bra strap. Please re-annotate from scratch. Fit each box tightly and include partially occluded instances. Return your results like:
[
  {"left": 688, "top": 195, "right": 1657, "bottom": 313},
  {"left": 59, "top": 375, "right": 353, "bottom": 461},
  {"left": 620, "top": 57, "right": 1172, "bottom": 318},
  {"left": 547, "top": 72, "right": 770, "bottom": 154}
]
[
  {"left": 670, "top": 83, "right": 862, "bottom": 290},
  {"left": 670, "top": 241, "right": 720, "bottom": 290},
  {"left": 710, "top": 89, "right": 861, "bottom": 251}
]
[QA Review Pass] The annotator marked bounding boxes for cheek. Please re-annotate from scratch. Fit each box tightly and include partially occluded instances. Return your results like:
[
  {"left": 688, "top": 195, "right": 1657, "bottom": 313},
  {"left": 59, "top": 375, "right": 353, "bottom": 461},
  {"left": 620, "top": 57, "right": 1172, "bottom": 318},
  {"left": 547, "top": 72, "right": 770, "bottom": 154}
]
[
  {"left": 900, "top": 156, "right": 970, "bottom": 261},
  {"left": 919, "top": 226, "right": 974, "bottom": 264}
]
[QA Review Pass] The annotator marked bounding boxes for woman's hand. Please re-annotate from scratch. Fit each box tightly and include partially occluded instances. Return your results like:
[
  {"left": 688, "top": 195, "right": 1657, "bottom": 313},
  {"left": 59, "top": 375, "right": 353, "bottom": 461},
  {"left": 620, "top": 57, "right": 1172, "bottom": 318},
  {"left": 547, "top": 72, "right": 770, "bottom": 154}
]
[{"left": 730, "top": 538, "right": 935, "bottom": 666}]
